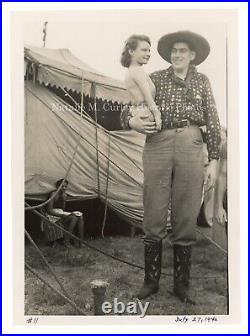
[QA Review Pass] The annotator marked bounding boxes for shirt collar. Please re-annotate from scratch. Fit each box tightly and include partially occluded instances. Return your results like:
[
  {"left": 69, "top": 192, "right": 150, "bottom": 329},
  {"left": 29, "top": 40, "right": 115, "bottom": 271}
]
[
  {"left": 167, "top": 64, "right": 197, "bottom": 85},
  {"left": 167, "top": 65, "right": 199, "bottom": 105}
]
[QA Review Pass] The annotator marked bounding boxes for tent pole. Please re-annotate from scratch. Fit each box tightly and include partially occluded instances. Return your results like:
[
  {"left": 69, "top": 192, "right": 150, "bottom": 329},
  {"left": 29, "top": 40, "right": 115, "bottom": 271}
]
[
  {"left": 42, "top": 21, "right": 48, "bottom": 48},
  {"left": 91, "top": 83, "right": 101, "bottom": 198},
  {"left": 80, "top": 71, "right": 84, "bottom": 118},
  {"left": 101, "top": 133, "right": 111, "bottom": 238}
]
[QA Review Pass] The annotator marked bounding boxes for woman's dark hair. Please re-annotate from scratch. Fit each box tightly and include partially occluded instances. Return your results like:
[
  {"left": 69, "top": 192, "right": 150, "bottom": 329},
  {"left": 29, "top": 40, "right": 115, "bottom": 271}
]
[
  {"left": 55, "top": 179, "right": 68, "bottom": 189},
  {"left": 120, "top": 35, "right": 151, "bottom": 68}
]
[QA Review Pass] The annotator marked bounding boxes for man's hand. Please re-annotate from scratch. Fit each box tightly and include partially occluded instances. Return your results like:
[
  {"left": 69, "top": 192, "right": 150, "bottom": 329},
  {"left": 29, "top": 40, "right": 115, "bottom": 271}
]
[
  {"left": 214, "top": 206, "right": 227, "bottom": 224},
  {"left": 154, "top": 112, "right": 162, "bottom": 131},
  {"left": 129, "top": 114, "right": 158, "bottom": 134},
  {"left": 204, "top": 159, "right": 218, "bottom": 192}
]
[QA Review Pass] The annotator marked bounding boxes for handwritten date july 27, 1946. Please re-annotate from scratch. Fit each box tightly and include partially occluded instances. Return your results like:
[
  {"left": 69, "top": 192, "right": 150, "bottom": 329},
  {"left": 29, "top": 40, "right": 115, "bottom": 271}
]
[{"left": 175, "top": 316, "right": 218, "bottom": 324}]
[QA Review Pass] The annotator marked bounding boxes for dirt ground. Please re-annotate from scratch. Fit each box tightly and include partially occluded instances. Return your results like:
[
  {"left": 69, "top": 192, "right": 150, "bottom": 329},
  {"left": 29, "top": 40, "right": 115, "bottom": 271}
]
[{"left": 25, "top": 229, "right": 228, "bottom": 316}]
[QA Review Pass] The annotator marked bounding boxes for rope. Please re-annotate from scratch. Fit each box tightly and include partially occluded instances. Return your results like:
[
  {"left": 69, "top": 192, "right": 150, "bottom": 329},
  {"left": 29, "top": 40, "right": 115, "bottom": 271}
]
[
  {"left": 25, "top": 86, "right": 142, "bottom": 188},
  {"left": 25, "top": 229, "right": 70, "bottom": 298},
  {"left": 162, "top": 220, "right": 227, "bottom": 255},
  {"left": 80, "top": 71, "right": 84, "bottom": 118},
  {"left": 27, "top": 204, "right": 224, "bottom": 280},
  {"left": 26, "top": 65, "right": 143, "bottom": 182},
  {"left": 25, "top": 137, "right": 81, "bottom": 211},
  {"left": 109, "top": 133, "right": 143, "bottom": 173},
  {"left": 196, "top": 227, "right": 227, "bottom": 255},
  {"left": 25, "top": 84, "right": 227, "bottom": 255},
  {"left": 39, "top": 65, "right": 99, "bottom": 127},
  {"left": 101, "top": 133, "right": 111, "bottom": 238},
  {"left": 39, "top": 65, "right": 143, "bottom": 173},
  {"left": 25, "top": 67, "right": 85, "bottom": 211},
  {"left": 162, "top": 225, "right": 227, "bottom": 255},
  {"left": 197, "top": 189, "right": 228, "bottom": 255},
  {"left": 92, "top": 83, "right": 101, "bottom": 198},
  {"left": 25, "top": 262, "right": 86, "bottom": 315},
  {"left": 27, "top": 204, "right": 170, "bottom": 276},
  {"left": 26, "top": 65, "right": 227, "bottom": 256},
  {"left": 25, "top": 71, "right": 90, "bottom": 211}
]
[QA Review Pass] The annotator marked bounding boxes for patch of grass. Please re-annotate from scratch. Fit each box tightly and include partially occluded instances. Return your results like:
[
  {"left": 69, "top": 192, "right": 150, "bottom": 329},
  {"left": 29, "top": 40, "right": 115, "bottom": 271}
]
[{"left": 25, "top": 235, "right": 228, "bottom": 316}]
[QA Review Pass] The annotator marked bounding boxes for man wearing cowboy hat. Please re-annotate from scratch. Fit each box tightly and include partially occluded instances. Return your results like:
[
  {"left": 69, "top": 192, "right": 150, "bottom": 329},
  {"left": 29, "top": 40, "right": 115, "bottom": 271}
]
[{"left": 121, "top": 31, "right": 221, "bottom": 304}]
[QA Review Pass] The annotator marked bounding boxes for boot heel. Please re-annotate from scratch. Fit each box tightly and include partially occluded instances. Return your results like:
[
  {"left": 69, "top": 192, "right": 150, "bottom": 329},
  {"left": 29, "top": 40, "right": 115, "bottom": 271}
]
[{"left": 136, "top": 282, "right": 159, "bottom": 300}]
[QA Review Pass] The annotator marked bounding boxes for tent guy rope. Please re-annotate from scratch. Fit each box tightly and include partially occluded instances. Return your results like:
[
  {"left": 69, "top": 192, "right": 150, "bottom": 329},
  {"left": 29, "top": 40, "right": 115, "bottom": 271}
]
[{"left": 26, "top": 203, "right": 227, "bottom": 280}]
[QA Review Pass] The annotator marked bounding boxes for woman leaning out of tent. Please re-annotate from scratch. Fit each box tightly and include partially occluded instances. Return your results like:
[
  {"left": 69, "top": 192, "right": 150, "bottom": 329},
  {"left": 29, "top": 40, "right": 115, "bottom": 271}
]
[{"left": 42, "top": 179, "right": 84, "bottom": 248}]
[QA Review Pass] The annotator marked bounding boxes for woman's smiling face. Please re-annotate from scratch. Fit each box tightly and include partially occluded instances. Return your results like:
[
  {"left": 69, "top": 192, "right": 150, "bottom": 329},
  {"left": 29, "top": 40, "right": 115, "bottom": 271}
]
[{"left": 129, "top": 40, "right": 151, "bottom": 65}]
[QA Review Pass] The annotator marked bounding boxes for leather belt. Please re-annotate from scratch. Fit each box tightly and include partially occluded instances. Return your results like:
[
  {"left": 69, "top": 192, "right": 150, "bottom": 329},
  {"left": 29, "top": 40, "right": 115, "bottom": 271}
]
[{"left": 165, "top": 119, "right": 195, "bottom": 129}]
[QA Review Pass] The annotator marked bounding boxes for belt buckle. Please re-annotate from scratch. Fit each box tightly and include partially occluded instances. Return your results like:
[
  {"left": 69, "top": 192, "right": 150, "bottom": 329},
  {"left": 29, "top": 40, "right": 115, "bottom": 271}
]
[
  {"left": 170, "top": 119, "right": 190, "bottom": 129},
  {"left": 180, "top": 119, "right": 190, "bottom": 128}
]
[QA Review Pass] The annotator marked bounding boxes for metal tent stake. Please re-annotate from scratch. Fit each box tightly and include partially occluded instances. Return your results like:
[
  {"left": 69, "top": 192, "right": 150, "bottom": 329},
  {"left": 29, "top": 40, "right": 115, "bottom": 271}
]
[{"left": 90, "top": 280, "right": 109, "bottom": 315}]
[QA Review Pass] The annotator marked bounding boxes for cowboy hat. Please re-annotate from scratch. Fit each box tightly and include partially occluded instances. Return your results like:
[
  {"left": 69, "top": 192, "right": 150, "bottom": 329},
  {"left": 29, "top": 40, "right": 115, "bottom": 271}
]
[{"left": 157, "top": 30, "right": 210, "bottom": 65}]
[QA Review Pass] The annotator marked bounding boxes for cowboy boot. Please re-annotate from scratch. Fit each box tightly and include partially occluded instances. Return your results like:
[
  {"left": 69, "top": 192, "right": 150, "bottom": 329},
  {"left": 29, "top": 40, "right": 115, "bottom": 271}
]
[
  {"left": 136, "top": 239, "right": 162, "bottom": 300},
  {"left": 173, "top": 244, "right": 195, "bottom": 305}
]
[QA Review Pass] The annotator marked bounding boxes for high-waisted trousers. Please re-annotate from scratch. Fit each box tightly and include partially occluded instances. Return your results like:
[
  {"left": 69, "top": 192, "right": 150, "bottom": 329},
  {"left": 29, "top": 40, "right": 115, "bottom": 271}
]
[{"left": 142, "top": 126, "right": 204, "bottom": 246}]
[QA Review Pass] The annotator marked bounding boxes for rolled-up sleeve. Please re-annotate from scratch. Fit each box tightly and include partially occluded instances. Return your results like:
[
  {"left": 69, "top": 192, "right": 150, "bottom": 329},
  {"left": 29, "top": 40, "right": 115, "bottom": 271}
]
[{"left": 202, "top": 75, "right": 221, "bottom": 161}]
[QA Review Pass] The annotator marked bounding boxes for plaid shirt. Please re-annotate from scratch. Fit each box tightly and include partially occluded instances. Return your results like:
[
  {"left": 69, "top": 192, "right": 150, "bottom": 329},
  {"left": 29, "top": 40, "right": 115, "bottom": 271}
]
[{"left": 121, "top": 65, "right": 221, "bottom": 161}]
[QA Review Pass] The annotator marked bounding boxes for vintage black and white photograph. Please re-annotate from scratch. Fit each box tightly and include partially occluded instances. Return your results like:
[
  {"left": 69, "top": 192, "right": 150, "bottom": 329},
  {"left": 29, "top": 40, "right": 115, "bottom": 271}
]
[{"left": 5, "top": 3, "right": 247, "bottom": 332}]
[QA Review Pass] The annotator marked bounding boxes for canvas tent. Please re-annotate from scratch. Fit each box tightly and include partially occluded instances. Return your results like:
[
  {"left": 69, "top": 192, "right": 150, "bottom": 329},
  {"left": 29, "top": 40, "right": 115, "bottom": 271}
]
[
  {"left": 25, "top": 45, "right": 146, "bottom": 225},
  {"left": 25, "top": 45, "right": 130, "bottom": 104},
  {"left": 25, "top": 45, "right": 227, "bottom": 249}
]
